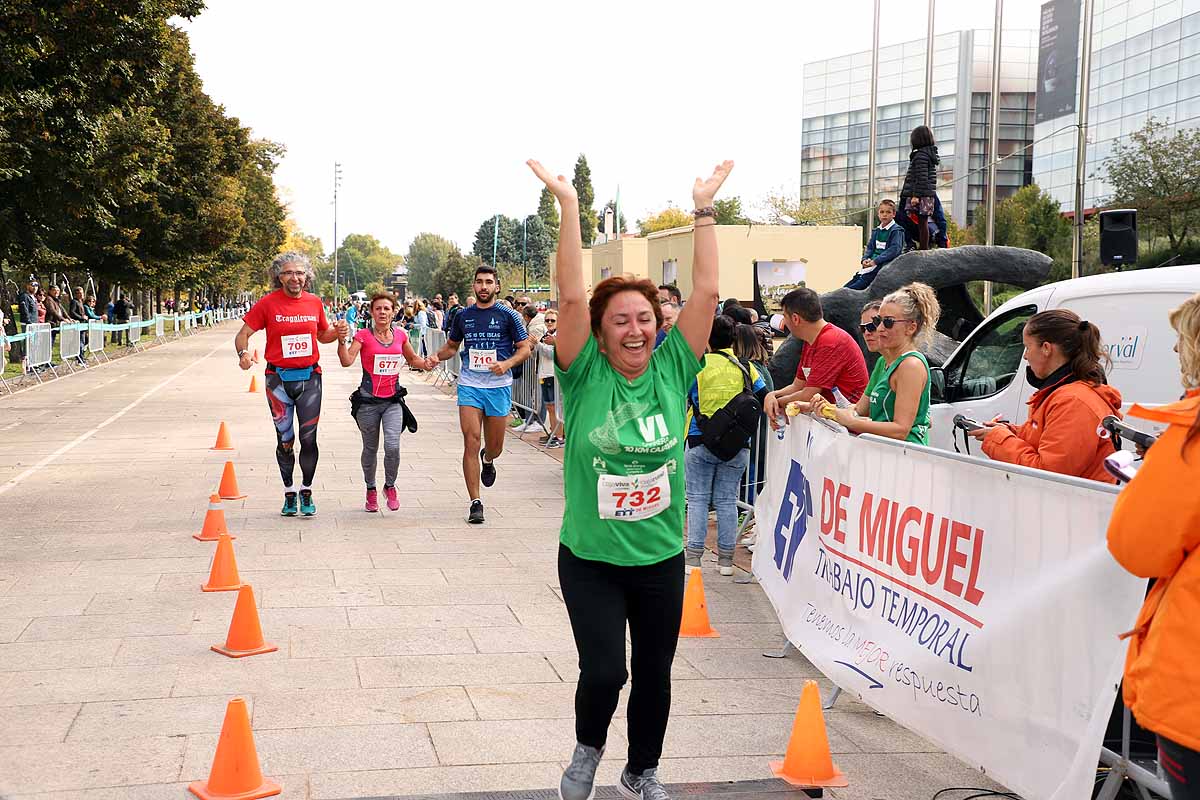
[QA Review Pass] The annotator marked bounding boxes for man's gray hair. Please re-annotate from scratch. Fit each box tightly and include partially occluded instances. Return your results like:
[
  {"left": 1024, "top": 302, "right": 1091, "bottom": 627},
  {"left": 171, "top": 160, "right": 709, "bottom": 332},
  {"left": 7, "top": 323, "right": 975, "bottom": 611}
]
[{"left": 270, "top": 251, "right": 314, "bottom": 289}]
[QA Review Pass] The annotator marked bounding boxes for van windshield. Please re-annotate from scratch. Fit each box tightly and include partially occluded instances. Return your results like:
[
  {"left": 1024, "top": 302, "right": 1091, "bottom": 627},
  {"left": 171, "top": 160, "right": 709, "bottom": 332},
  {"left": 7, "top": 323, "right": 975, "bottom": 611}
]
[{"left": 944, "top": 304, "right": 1037, "bottom": 400}]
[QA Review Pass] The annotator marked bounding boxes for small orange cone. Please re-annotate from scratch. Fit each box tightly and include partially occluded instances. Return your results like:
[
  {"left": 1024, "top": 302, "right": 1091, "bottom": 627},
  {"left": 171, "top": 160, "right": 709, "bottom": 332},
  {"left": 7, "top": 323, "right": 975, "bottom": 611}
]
[
  {"left": 679, "top": 567, "right": 720, "bottom": 638},
  {"left": 769, "top": 680, "right": 849, "bottom": 788},
  {"left": 217, "top": 461, "right": 247, "bottom": 500},
  {"left": 211, "top": 421, "right": 235, "bottom": 451},
  {"left": 195, "top": 494, "right": 236, "bottom": 542},
  {"left": 252, "top": 348, "right": 260, "bottom": 363},
  {"left": 211, "top": 585, "right": 277, "bottom": 658},
  {"left": 188, "top": 697, "right": 281, "bottom": 800},
  {"left": 202, "top": 533, "right": 244, "bottom": 592},
  {"left": 248, "top": 375, "right": 258, "bottom": 393}
]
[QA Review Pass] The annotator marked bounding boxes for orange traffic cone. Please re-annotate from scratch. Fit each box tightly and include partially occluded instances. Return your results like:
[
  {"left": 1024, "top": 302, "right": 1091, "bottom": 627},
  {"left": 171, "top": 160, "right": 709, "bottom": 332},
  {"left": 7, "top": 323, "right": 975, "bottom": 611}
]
[
  {"left": 679, "top": 566, "right": 720, "bottom": 638},
  {"left": 769, "top": 680, "right": 849, "bottom": 788},
  {"left": 211, "top": 421, "right": 235, "bottom": 451},
  {"left": 195, "top": 494, "right": 236, "bottom": 542},
  {"left": 202, "top": 533, "right": 243, "bottom": 592},
  {"left": 252, "top": 348, "right": 260, "bottom": 363},
  {"left": 248, "top": 375, "right": 258, "bottom": 393},
  {"left": 187, "top": 697, "right": 281, "bottom": 800},
  {"left": 218, "top": 461, "right": 247, "bottom": 500},
  {"left": 211, "top": 585, "right": 277, "bottom": 658}
]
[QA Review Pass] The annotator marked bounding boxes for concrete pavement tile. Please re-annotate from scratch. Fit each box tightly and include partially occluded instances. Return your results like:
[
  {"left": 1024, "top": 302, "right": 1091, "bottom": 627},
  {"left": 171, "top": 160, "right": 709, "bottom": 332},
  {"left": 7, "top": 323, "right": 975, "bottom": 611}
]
[
  {"left": 381, "top": 584, "right": 560, "bottom": 606},
  {"left": 368, "top": 552, "right": 510, "bottom": 569},
  {"left": 678, "top": 648, "right": 824, "bottom": 679},
  {"left": 674, "top": 623, "right": 790, "bottom": 651},
  {"left": 8, "top": 574, "right": 162, "bottom": 595},
  {"left": 0, "top": 638, "right": 121, "bottom": 672},
  {"left": 593, "top": 755, "right": 778, "bottom": 787},
  {"left": 253, "top": 686, "right": 476, "bottom": 728},
  {"left": 826, "top": 752, "right": 1006, "bottom": 800},
  {"left": 2, "top": 775, "right": 310, "bottom": 799},
  {"left": 665, "top": 678, "right": 820, "bottom": 717},
  {"left": 181, "top": 722, "right": 438, "bottom": 778},
  {"left": 429, "top": 718, "right": 594, "bottom": 765},
  {"left": 113, "top": 633, "right": 256, "bottom": 666},
  {"left": 0, "top": 617, "right": 31, "bottom": 642},
  {"left": 234, "top": 553, "right": 375, "bottom": 570},
  {"left": 657, "top": 713, "right": 857, "bottom": 758},
  {"left": 502, "top": 550, "right": 559, "bottom": 566},
  {"left": 83, "top": 590, "right": 236, "bottom": 616},
  {"left": 155, "top": 568, "right": 336, "bottom": 591},
  {"left": 543, "top": 651, "right": 703, "bottom": 683},
  {"left": 507, "top": 603, "right": 570, "bottom": 627},
  {"left": 65, "top": 695, "right": 252, "bottom": 741},
  {"left": 467, "top": 625, "right": 577, "bottom": 653},
  {"left": 466, "top": 682, "right": 582, "bottom": 720},
  {"left": 171, "top": 656, "right": 359, "bottom": 697},
  {"left": 289, "top": 626, "right": 477, "bottom": 658},
  {"left": 358, "top": 653, "right": 560, "bottom": 688},
  {"left": 332, "top": 567, "right": 450, "bottom": 587},
  {"left": 0, "top": 593, "right": 95, "bottom": 619},
  {"left": 393, "top": 541, "right": 526, "bottom": 554},
  {"left": 70, "top": 557, "right": 211, "bottom": 576},
  {"left": 0, "top": 735, "right": 186, "bottom": 794},
  {"left": 0, "top": 703, "right": 80, "bottom": 745},
  {"left": 262, "top": 585, "right": 383, "bottom": 607},
  {"left": 309, "top": 763, "right": 564, "bottom": 799},
  {"left": 441, "top": 566, "right": 560, "bottom": 585},
  {"left": 0, "top": 562, "right": 80, "bottom": 579},
  {"left": 188, "top": 606, "right": 350, "bottom": 634},
  {"left": 347, "top": 604, "right": 517, "bottom": 629},
  {"left": 826, "top": 709, "right": 943, "bottom": 753},
  {"left": 264, "top": 540, "right": 405, "bottom": 555},
  {"left": 0, "top": 665, "right": 178, "bottom": 706}
]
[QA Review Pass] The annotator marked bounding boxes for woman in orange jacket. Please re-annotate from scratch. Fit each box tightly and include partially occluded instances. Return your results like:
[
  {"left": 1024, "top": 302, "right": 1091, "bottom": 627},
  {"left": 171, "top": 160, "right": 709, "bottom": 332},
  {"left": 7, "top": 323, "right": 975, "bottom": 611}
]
[
  {"left": 1107, "top": 292, "right": 1200, "bottom": 799},
  {"left": 969, "top": 309, "right": 1122, "bottom": 482}
]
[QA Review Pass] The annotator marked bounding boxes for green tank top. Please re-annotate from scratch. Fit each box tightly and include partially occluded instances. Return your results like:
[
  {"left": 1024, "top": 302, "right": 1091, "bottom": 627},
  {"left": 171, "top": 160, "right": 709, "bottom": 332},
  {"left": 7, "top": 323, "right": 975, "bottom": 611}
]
[{"left": 866, "top": 351, "right": 931, "bottom": 445}]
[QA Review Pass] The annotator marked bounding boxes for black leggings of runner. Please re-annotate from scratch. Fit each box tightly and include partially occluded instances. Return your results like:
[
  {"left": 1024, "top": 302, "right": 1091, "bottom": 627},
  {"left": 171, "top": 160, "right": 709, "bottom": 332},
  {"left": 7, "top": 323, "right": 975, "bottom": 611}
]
[
  {"left": 557, "top": 543, "right": 684, "bottom": 776},
  {"left": 265, "top": 371, "right": 322, "bottom": 488},
  {"left": 1160, "top": 735, "right": 1200, "bottom": 800}
]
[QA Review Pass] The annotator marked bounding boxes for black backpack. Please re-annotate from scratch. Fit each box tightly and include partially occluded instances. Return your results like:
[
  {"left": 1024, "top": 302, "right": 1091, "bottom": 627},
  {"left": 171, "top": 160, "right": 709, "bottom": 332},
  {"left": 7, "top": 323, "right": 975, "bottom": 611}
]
[{"left": 689, "top": 351, "right": 762, "bottom": 461}]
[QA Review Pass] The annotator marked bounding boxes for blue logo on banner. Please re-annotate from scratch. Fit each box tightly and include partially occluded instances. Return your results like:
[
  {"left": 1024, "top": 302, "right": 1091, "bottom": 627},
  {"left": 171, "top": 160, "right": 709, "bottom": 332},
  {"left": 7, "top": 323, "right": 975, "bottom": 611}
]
[{"left": 773, "top": 459, "right": 813, "bottom": 581}]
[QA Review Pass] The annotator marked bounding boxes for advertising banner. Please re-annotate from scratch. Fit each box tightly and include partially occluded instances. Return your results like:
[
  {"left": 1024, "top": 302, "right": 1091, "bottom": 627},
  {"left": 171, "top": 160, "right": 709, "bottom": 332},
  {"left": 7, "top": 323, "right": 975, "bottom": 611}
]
[
  {"left": 752, "top": 415, "right": 1145, "bottom": 800},
  {"left": 1037, "top": 0, "right": 1082, "bottom": 123},
  {"left": 753, "top": 260, "right": 808, "bottom": 317}
]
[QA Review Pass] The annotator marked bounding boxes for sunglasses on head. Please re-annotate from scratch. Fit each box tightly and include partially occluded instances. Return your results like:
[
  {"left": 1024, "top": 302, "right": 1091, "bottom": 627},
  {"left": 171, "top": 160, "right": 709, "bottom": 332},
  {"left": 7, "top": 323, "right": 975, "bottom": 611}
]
[{"left": 859, "top": 315, "right": 913, "bottom": 333}]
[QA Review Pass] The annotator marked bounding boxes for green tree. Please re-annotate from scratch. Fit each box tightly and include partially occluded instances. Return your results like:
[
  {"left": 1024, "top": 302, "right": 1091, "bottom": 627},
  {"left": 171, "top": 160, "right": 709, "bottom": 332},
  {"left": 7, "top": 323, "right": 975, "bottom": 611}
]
[
  {"left": 472, "top": 215, "right": 522, "bottom": 265},
  {"left": 970, "top": 184, "right": 1073, "bottom": 280},
  {"left": 431, "top": 249, "right": 479, "bottom": 301},
  {"left": 1103, "top": 117, "right": 1200, "bottom": 248},
  {"left": 637, "top": 206, "right": 693, "bottom": 235},
  {"left": 759, "top": 191, "right": 846, "bottom": 225},
  {"left": 521, "top": 215, "right": 555, "bottom": 284},
  {"left": 537, "top": 186, "right": 560, "bottom": 236},
  {"left": 336, "top": 233, "right": 402, "bottom": 292},
  {"left": 405, "top": 232, "right": 454, "bottom": 297},
  {"left": 572, "top": 155, "right": 597, "bottom": 248},
  {"left": 714, "top": 196, "right": 751, "bottom": 225},
  {"left": 281, "top": 219, "right": 329, "bottom": 296}
]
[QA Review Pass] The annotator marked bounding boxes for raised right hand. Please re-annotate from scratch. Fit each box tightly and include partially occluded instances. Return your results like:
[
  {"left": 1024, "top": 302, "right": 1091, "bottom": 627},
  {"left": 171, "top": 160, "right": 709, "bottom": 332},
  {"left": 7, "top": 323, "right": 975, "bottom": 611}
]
[{"left": 527, "top": 160, "right": 577, "bottom": 204}]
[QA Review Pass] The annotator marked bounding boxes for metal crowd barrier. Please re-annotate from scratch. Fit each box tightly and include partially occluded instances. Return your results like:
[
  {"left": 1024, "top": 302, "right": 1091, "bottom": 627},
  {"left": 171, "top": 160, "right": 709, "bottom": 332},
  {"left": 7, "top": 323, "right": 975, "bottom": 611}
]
[
  {"left": 58, "top": 323, "right": 84, "bottom": 371},
  {"left": 128, "top": 315, "right": 143, "bottom": 350},
  {"left": 88, "top": 321, "right": 108, "bottom": 361},
  {"left": 26, "top": 323, "right": 55, "bottom": 381},
  {"left": 0, "top": 329, "right": 13, "bottom": 394}
]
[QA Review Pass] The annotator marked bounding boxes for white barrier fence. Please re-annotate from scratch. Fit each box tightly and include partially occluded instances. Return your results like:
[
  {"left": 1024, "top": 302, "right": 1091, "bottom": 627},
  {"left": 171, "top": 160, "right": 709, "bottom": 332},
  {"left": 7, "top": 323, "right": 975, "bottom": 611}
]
[
  {"left": 752, "top": 413, "right": 1148, "bottom": 800},
  {"left": 58, "top": 323, "right": 83, "bottom": 367},
  {"left": 26, "top": 323, "right": 53, "bottom": 371}
]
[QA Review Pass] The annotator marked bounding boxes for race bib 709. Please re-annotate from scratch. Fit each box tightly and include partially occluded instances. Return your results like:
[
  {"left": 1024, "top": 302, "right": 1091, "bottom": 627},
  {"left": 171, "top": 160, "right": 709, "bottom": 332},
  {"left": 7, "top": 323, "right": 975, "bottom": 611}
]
[{"left": 281, "top": 333, "right": 312, "bottom": 359}]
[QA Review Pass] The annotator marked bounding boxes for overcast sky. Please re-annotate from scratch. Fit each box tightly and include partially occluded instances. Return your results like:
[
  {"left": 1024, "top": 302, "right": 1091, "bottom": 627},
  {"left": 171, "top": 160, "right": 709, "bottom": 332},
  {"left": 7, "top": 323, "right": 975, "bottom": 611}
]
[{"left": 180, "top": 0, "right": 1046, "bottom": 257}]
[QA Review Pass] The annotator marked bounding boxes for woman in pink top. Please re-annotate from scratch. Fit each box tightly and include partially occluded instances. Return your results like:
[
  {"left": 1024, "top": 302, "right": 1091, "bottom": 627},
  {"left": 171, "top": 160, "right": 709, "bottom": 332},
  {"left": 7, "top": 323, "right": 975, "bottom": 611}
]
[{"left": 337, "top": 293, "right": 436, "bottom": 512}]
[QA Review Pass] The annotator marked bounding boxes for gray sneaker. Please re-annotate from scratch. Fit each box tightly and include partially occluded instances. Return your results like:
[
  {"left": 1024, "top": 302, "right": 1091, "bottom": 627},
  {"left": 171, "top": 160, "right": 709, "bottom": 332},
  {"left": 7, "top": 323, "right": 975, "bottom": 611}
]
[
  {"left": 559, "top": 742, "right": 604, "bottom": 800},
  {"left": 718, "top": 550, "right": 735, "bottom": 576},
  {"left": 618, "top": 767, "right": 670, "bottom": 800},
  {"left": 684, "top": 547, "right": 703, "bottom": 569}
]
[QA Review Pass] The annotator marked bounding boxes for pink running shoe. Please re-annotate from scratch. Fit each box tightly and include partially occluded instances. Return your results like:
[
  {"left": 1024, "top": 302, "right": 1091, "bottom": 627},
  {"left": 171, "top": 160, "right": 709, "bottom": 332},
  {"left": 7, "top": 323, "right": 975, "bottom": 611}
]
[
  {"left": 365, "top": 488, "right": 379, "bottom": 513},
  {"left": 384, "top": 485, "right": 399, "bottom": 511}
]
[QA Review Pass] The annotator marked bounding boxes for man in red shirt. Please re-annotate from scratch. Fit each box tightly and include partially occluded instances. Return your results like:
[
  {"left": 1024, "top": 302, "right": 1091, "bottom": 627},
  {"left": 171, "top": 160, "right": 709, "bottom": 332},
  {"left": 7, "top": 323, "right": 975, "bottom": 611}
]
[
  {"left": 234, "top": 252, "right": 347, "bottom": 516},
  {"left": 764, "top": 288, "right": 867, "bottom": 428}
]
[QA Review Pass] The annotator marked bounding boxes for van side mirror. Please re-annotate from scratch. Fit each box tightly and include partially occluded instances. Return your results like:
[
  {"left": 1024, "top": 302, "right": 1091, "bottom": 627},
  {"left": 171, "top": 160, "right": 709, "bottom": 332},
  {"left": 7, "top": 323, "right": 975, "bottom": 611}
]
[{"left": 930, "top": 366, "right": 947, "bottom": 403}]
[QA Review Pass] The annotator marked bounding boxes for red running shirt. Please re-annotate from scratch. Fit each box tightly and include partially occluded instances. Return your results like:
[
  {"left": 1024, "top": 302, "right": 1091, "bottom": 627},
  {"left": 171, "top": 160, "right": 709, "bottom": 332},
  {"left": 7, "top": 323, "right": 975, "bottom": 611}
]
[
  {"left": 797, "top": 322, "right": 869, "bottom": 402},
  {"left": 242, "top": 290, "right": 329, "bottom": 369}
]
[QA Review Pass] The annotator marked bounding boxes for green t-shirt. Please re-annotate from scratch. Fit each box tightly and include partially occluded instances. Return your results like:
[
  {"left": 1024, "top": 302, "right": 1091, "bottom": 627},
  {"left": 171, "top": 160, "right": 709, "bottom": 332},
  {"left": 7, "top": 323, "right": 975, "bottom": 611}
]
[
  {"left": 555, "top": 325, "right": 702, "bottom": 566},
  {"left": 866, "top": 350, "right": 932, "bottom": 445}
]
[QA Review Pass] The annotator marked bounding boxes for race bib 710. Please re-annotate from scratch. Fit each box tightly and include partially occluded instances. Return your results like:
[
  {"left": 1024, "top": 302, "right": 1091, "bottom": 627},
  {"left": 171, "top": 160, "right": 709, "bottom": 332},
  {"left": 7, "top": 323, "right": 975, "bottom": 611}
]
[{"left": 469, "top": 348, "right": 497, "bottom": 371}]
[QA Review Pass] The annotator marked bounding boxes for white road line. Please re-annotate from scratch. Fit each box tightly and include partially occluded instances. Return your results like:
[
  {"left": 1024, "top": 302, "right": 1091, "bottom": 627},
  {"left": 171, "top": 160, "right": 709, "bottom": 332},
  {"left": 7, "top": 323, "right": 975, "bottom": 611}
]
[{"left": 0, "top": 341, "right": 225, "bottom": 497}]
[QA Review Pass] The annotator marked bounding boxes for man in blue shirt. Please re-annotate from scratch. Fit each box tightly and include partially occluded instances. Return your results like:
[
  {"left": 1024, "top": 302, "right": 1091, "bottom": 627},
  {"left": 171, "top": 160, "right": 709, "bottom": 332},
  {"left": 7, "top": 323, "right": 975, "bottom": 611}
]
[{"left": 437, "top": 264, "right": 532, "bottom": 523}]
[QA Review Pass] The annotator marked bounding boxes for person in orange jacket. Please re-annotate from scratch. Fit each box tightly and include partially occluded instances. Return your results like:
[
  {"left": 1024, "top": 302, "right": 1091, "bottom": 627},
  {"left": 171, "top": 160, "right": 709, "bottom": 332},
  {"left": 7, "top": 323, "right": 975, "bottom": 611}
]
[
  {"left": 969, "top": 309, "right": 1122, "bottom": 482},
  {"left": 1107, "top": 292, "right": 1200, "bottom": 799}
]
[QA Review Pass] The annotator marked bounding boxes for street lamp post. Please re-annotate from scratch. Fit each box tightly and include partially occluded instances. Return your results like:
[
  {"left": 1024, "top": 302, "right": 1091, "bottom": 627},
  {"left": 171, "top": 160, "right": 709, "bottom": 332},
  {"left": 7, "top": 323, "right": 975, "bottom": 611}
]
[{"left": 333, "top": 162, "right": 342, "bottom": 302}]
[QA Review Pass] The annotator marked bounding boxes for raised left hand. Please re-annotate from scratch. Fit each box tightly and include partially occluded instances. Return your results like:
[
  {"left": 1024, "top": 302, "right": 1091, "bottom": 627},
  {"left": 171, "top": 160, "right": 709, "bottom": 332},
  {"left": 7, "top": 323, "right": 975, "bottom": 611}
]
[{"left": 693, "top": 160, "right": 735, "bottom": 208}]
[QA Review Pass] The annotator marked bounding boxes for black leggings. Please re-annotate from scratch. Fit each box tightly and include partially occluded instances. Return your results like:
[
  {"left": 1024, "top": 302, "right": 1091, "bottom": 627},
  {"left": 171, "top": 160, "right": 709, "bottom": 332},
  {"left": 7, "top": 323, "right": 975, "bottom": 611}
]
[
  {"left": 265, "top": 371, "right": 322, "bottom": 488},
  {"left": 1161, "top": 735, "right": 1200, "bottom": 800},
  {"left": 557, "top": 543, "right": 685, "bottom": 776}
]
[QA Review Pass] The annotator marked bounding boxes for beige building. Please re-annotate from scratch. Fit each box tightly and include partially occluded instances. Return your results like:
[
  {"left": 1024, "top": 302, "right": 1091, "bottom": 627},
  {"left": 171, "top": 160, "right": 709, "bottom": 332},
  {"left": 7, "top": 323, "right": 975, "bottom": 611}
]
[{"left": 550, "top": 224, "right": 863, "bottom": 309}]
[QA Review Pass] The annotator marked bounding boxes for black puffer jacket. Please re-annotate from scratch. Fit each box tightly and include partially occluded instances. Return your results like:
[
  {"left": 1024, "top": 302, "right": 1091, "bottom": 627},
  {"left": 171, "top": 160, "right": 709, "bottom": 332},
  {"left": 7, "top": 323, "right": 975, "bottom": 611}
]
[{"left": 901, "top": 144, "right": 939, "bottom": 198}]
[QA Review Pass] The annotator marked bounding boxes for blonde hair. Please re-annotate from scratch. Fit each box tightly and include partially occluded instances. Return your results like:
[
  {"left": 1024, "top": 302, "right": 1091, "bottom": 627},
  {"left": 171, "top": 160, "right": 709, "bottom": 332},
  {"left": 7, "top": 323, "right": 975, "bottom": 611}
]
[
  {"left": 881, "top": 282, "right": 941, "bottom": 348},
  {"left": 1170, "top": 292, "right": 1200, "bottom": 390}
]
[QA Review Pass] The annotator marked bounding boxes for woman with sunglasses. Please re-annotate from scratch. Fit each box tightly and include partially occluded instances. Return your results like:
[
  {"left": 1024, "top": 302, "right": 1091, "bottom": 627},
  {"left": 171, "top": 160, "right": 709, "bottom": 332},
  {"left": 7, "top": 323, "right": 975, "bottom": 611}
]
[
  {"left": 537, "top": 310, "right": 565, "bottom": 447},
  {"left": 812, "top": 284, "right": 940, "bottom": 444}
]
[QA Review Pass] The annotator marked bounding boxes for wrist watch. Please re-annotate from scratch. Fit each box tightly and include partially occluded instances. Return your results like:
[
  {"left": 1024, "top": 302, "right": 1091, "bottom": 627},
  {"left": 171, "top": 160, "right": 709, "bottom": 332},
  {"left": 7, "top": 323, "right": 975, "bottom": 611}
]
[{"left": 237, "top": 349, "right": 249, "bottom": 358}]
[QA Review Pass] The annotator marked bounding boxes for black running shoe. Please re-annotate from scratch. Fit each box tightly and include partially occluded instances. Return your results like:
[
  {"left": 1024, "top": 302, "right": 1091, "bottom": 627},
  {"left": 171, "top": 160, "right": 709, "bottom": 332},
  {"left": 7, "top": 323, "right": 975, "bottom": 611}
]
[
  {"left": 480, "top": 449, "right": 497, "bottom": 488},
  {"left": 467, "top": 499, "right": 485, "bottom": 524}
]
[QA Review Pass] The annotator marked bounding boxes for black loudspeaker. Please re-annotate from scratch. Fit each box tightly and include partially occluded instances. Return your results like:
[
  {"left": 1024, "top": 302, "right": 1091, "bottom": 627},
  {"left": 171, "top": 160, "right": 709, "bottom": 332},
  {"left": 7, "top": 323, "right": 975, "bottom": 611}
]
[{"left": 1100, "top": 209, "right": 1137, "bottom": 268}]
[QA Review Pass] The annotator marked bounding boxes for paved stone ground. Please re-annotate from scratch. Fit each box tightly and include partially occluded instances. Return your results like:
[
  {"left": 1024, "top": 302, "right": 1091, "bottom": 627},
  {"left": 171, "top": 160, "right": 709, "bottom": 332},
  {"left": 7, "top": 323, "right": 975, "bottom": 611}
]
[{"left": 0, "top": 324, "right": 1006, "bottom": 799}]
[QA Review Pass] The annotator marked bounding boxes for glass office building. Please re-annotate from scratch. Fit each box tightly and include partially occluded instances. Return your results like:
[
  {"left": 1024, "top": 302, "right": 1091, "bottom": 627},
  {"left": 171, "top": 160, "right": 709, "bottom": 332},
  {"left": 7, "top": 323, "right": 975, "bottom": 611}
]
[
  {"left": 1034, "top": 0, "right": 1200, "bottom": 210},
  {"left": 801, "top": 30, "right": 1037, "bottom": 228}
]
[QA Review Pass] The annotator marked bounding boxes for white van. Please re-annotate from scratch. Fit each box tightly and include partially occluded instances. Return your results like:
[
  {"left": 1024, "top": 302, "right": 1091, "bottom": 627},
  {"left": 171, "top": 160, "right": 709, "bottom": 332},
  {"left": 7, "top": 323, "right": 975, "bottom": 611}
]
[{"left": 928, "top": 265, "right": 1199, "bottom": 453}]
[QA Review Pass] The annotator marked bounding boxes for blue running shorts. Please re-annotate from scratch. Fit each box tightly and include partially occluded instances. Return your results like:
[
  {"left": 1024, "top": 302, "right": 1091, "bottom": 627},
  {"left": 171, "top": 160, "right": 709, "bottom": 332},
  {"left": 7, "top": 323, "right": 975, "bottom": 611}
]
[{"left": 458, "top": 384, "right": 512, "bottom": 418}]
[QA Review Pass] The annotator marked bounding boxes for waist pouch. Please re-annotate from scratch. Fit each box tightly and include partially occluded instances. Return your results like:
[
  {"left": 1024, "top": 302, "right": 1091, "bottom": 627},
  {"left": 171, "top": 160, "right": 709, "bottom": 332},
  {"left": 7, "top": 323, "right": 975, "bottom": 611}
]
[
  {"left": 349, "top": 388, "right": 417, "bottom": 433},
  {"left": 271, "top": 364, "right": 315, "bottom": 382}
]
